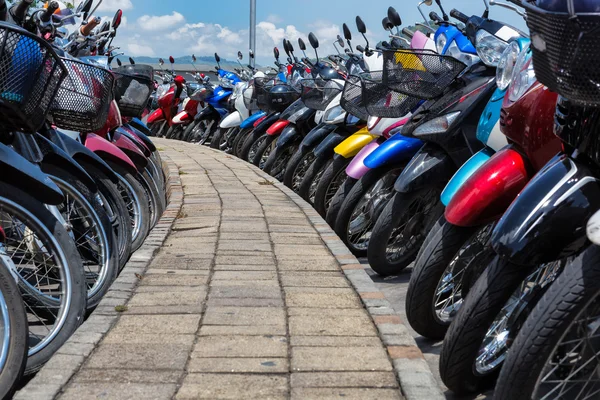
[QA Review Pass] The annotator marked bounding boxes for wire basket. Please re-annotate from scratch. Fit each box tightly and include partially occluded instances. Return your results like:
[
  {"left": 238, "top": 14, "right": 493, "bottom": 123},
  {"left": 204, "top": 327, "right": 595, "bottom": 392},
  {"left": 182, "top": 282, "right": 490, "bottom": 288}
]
[
  {"left": 114, "top": 64, "right": 154, "bottom": 81},
  {"left": 255, "top": 76, "right": 277, "bottom": 110},
  {"left": 301, "top": 78, "right": 344, "bottom": 111},
  {"left": 340, "top": 75, "right": 369, "bottom": 120},
  {"left": 113, "top": 71, "right": 154, "bottom": 118},
  {"left": 361, "top": 71, "right": 422, "bottom": 118},
  {"left": 188, "top": 83, "right": 213, "bottom": 102},
  {"left": 50, "top": 58, "right": 114, "bottom": 132},
  {"left": 0, "top": 23, "right": 67, "bottom": 133},
  {"left": 523, "top": 2, "right": 600, "bottom": 105},
  {"left": 382, "top": 49, "right": 466, "bottom": 100}
]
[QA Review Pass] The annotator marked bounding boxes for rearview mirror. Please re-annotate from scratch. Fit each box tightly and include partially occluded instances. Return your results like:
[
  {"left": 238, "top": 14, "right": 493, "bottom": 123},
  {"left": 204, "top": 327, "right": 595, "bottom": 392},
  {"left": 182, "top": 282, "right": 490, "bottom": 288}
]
[
  {"left": 111, "top": 9, "right": 122, "bottom": 30},
  {"left": 337, "top": 35, "right": 344, "bottom": 48},
  {"left": 273, "top": 47, "right": 280, "bottom": 60},
  {"left": 159, "top": 58, "right": 164, "bottom": 66},
  {"left": 237, "top": 51, "right": 243, "bottom": 60},
  {"left": 78, "top": 0, "right": 93, "bottom": 19},
  {"left": 382, "top": 17, "right": 394, "bottom": 32},
  {"left": 298, "top": 38, "right": 306, "bottom": 51},
  {"left": 169, "top": 56, "right": 175, "bottom": 64},
  {"left": 343, "top": 23, "right": 352, "bottom": 40},
  {"left": 356, "top": 16, "right": 366, "bottom": 34},
  {"left": 99, "top": 20, "right": 109, "bottom": 33},
  {"left": 424, "top": 0, "right": 433, "bottom": 5},
  {"left": 249, "top": 50, "right": 255, "bottom": 59},
  {"left": 388, "top": 7, "right": 402, "bottom": 26},
  {"left": 116, "top": 58, "right": 122, "bottom": 67},
  {"left": 129, "top": 57, "right": 135, "bottom": 65},
  {"left": 192, "top": 54, "right": 197, "bottom": 63},
  {"left": 308, "top": 32, "right": 319, "bottom": 49},
  {"left": 214, "top": 53, "right": 220, "bottom": 63},
  {"left": 283, "top": 39, "right": 290, "bottom": 55}
]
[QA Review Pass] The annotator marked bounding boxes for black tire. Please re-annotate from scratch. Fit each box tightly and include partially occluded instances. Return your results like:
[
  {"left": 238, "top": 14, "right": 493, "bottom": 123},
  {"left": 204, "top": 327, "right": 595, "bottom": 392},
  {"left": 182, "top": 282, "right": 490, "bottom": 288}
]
[
  {"left": 165, "top": 124, "right": 181, "bottom": 140},
  {"left": 232, "top": 128, "right": 252, "bottom": 158},
  {"left": 326, "top": 177, "right": 358, "bottom": 227},
  {"left": 147, "top": 155, "right": 166, "bottom": 197},
  {"left": 314, "top": 156, "right": 353, "bottom": 218},
  {"left": 138, "top": 168, "right": 162, "bottom": 228},
  {"left": 0, "top": 182, "right": 86, "bottom": 375},
  {"left": 79, "top": 163, "right": 133, "bottom": 272},
  {"left": 149, "top": 121, "right": 166, "bottom": 137},
  {"left": 210, "top": 127, "right": 229, "bottom": 150},
  {"left": 43, "top": 165, "right": 119, "bottom": 310},
  {"left": 263, "top": 141, "right": 299, "bottom": 181},
  {"left": 107, "top": 162, "right": 151, "bottom": 253},
  {"left": 495, "top": 246, "right": 600, "bottom": 400},
  {"left": 439, "top": 256, "right": 542, "bottom": 394},
  {"left": 240, "top": 131, "right": 262, "bottom": 162},
  {"left": 367, "top": 187, "right": 444, "bottom": 276},
  {"left": 182, "top": 120, "right": 198, "bottom": 142},
  {"left": 0, "top": 260, "right": 28, "bottom": 399},
  {"left": 193, "top": 120, "right": 212, "bottom": 144},
  {"left": 283, "top": 147, "right": 316, "bottom": 192},
  {"left": 298, "top": 156, "right": 332, "bottom": 205},
  {"left": 252, "top": 134, "right": 276, "bottom": 169},
  {"left": 334, "top": 166, "right": 404, "bottom": 257}
]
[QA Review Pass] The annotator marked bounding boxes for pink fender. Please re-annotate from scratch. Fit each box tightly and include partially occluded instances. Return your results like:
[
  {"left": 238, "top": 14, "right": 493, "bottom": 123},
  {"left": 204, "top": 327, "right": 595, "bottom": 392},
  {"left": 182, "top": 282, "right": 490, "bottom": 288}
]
[
  {"left": 120, "top": 125, "right": 151, "bottom": 156},
  {"left": 146, "top": 108, "right": 165, "bottom": 124},
  {"left": 346, "top": 138, "right": 383, "bottom": 180},
  {"left": 172, "top": 110, "right": 192, "bottom": 125},
  {"left": 112, "top": 130, "right": 149, "bottom": 171},
  {"left": 84, "top": 133, "right": 137, "bottom": 175}
]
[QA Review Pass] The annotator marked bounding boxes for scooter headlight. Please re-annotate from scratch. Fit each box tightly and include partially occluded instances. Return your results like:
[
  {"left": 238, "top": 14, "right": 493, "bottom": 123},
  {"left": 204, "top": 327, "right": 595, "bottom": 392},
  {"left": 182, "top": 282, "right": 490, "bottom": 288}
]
[
  {"left": 324, "top": 105, "right": 345, "bottom": 123},
  {"left": 413, "top": 112, "right": 461, "bottom": 136},
  {"left": 436, "top": 33, "right": 447, "bottom": 54},
  {"left": 156, "top": 84, "right": 170, "bottom": 99},
  {"left": 476, "top": 30, "right": 508, "bottom": 67},
  {"left": 496, "top": 41, "right": 520, "bottom": 91},
  {"left": 508, "top": 42, "right": 536, "bottom": 102},
  {"left": 446, "top": 41, "right": 480, "bottom": 67}
]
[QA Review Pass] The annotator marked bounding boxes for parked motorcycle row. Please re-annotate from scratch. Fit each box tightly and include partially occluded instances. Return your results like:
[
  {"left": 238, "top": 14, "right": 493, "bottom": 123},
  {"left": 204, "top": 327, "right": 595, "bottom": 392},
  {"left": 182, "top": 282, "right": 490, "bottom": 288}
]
[
  {"left": 153, "top": 0, "right": 600, "bottom": 398},
  {"left": 0, "top": 0, "right": 166, "bottom": 397}
]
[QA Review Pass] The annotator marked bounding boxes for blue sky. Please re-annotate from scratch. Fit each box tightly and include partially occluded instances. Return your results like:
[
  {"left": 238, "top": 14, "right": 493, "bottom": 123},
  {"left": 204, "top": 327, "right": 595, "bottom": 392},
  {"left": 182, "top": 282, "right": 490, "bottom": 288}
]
[{"left": 94, "top": 0, "right": 528, "bottom": 62}]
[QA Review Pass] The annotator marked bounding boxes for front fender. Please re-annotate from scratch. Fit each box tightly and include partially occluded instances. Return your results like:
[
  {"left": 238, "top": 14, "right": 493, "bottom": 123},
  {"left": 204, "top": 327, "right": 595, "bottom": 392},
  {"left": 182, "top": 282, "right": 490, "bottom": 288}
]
[
  {"left": 118, "top": 127, "right": 151, "bottom": 157},
  {"left": 146, "top": 108, "right": 165, "bottom": 124},
  {"left": 394, "top": 144, "right": 454, "bottom": 193},
  {"left": 491, "top": 154, "right": 600, "bottom": 265},
  {"left": 334, "top": 128, "right": 376, "bottom": 158},
  {"left": 220, "top": 111, "right": 243, "bottom": 129},
  {"left": 314, "top": 131, "right": 346, "bottom": 159},
  {"left": 172, "top": 111, "right": 192, "bottom": 125},
  {"left": 112, "top": 130, "right": 149, "bottom": 171},
  {"left": 266, "top": 120, "right": 290, "bottom": 136},
  {"left": 346, "top": 138, "right": 383, "bottom": 180},
  {"left": 84, "top": 133, "right": 138, "bottom": 175},
  {"left": 0, "top": 142, "right": 64, "bottom": 205},
  {"left": 240, "top": 112, "right": 266, "bottom": 129},
  {"left": 129, "top": 118, "right": 153, "bottom": 137},
  {"left": 195, "top": 105, "right": 219, "bottom": 122},
  {"left": 445, "top": 146, "right": 531, "bottom": 227},
  {"left": 122, "top": 123, "right": 156, "bottom": 152},
  {"left": 364, "top": 134, "right": 423, "bottom": 170},
  {"left": 276, "top": 125, "right": 300, "bottom": 148},
  {"left": 301, "top": 123, "right": 337, "bottom": 149},
  {"left": 441, "top": 147, "right": 495, "bottom": 206}
]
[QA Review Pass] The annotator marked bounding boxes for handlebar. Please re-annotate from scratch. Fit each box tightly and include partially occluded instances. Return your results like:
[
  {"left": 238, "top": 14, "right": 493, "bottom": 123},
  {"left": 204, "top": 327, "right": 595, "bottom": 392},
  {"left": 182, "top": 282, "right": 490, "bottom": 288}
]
[
  {"left": 429, "top": 11, "right": 443, "bottom": 24},
  {"left": 12, "top": 0, "right": 33, "bottom": 23},
  {"left": 402, "top": 27, "right": 415, "bottom": 39},
  {"left": 80, "top": 17, "right": 101, "bottom": 36},
  {"left": 450, "top": 9, "right": 469, "bottom": 23},
  {"left": 40, "top": 0, "right": 58, "bottom": 23}
]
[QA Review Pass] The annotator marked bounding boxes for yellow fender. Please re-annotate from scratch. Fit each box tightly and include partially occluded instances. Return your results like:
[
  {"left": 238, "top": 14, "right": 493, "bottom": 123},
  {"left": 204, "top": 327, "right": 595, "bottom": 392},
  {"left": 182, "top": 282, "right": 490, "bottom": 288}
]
[{"left": 334, "top": 128, "right": 377, "bottom": 158}]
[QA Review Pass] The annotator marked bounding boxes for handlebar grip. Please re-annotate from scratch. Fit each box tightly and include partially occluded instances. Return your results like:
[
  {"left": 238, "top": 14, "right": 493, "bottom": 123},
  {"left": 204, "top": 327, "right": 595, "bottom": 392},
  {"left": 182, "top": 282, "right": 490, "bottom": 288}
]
[
  {"left": 429, "top": 11, "right": 443, "bottom": 24},
  {"left": 450, "top": 9, "right": 469, "bottom": 23},
  {"left": 40, "top": 0, "right": 58, "bottom": 23},
  {"left": 12, "top": 0, "right": 33, "bottom": 23},
  {"left": 402, "top": 27, "right": 414, "bottom": 39},
  {"left": 80, "top": 16, "right": 100, "bottom": 36}
]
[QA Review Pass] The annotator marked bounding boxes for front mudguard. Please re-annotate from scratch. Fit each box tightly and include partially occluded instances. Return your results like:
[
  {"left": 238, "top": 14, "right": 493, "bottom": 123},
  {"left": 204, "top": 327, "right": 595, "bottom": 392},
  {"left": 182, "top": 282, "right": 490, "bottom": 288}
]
[
  {"left": 240, "top": 111, "right": 266, "bottom": 129},
  {"left": 146, "top": 108, "right": 165, "bottom": 124},
  {"left": 220, "top": 111, "right": 243, "bottom": 129},
  {"left": 112, "top": 130, "right": 149, "bottom": 171},
  {"left": 441, "top": 147, "right": 495, "bottom": 206},
  {"left": 491, "top": 154, "right": 600, "bottom": 265},
  {"left": 118, "top": 127, "right": 151, "bottom": 157},
  {"left": 363, "top": 135, "right": 423, "bottom": 170},
  {"left": 129, "top": 118, "right": 153, "bottom": 137},
  {"left": 300, "top": 123, "right": 337, "bottom": 150},
  {"left": 314, "top": 131, "right": 347, "bottom": 159},
  {"left": 84, "top": 133, "right": 138, "bottom": 176},
  {"left": 334, "top": 128, "right": 376, "bottom": 158},
  {"left": 195, "top": 105, "right": 220, "bottom": 122},
  {"left": 346, "top": 138, "right": 382, "bottom": 180},
  {"left": 276, "top": 125, "right": 301, "bottom": 148},
  {"left": 394, "top": 144, "right": 454, "bottom": 193},
  {"left": 245, "top": 112, "right": 281, "bottom": 144},
  {"left": 0, "top": 142, "right": 64, "bottom": 205},
  {"left": 122, "top": 123, "right": 156, "bottom": 152}
]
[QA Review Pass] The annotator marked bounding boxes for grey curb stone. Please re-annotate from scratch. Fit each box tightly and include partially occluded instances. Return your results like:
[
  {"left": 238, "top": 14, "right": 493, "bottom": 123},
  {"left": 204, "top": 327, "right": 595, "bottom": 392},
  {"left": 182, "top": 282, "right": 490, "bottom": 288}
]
[{"left": 15, "top": 155, "right": 184, "bottom": 400}]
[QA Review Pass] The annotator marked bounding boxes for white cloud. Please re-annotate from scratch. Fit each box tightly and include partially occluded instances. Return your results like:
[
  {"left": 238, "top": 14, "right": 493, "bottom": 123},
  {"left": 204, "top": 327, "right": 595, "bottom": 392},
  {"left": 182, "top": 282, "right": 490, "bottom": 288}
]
[
  {"left": 97, "top": 0, "right": 133, "bottom": 11},
  {"left": 137, "top": 12, "right": 185, "bottom": 31},
  {"left": 127, "top": 43, "right": 155, "bottom": 56},
  {"left": 266, "top": 14, "right": 283, "bottom": 24}
]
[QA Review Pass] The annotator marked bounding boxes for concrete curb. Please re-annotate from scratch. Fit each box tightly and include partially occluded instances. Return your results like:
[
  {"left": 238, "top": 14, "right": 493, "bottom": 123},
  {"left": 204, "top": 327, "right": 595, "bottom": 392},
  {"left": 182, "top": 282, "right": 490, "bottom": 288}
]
[
  {"left": 242, "top": 160, "right": 445, "bottom": 400},
  {"left": 15, "top": 155, "right": 184, "bottom": 400}
]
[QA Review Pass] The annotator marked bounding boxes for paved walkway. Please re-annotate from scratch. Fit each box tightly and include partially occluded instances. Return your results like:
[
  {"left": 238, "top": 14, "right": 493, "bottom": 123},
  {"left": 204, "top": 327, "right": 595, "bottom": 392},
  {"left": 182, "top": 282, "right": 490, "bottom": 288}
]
[{"left": 17, "top": 139, "right": 443, "bottom": 400}]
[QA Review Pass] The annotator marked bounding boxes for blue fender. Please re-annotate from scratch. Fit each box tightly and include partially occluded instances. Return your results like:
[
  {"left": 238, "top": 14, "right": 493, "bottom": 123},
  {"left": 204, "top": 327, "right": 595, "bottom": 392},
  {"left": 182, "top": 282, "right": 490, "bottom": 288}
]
[
  {"left": 301, "top": 123, "right": 337, "bottom": 150},
  {"left": 129, "top": 118, "right": 153, "bottom": 137},
  {"left": 363, "top": 134, "right": 423, "bottom": 169},
  {"left": 441, "top": 147, "right": 495, "bottom": 206},
  {"left": 240, "top": 112, "right": 266, "bottom": 129},
  {"left": 476, "top": 87, "right": 507, "bottom": 148},
  {"left": 276, "top": 125, "right": 301, "bottom": 148},
  {"left": 394, "top": 144, "right": 455, "bottom": 193}
]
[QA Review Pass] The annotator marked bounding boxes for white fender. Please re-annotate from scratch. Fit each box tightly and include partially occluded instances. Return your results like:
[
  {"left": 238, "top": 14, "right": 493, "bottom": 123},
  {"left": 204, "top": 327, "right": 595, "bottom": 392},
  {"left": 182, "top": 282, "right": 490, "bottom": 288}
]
[
  {"left": 485, "top": 121, "right": 509, "bottom": 152},
  {"left": 172, "top": 111, "right": 191, "bottom": 125},
  {"left": 219, "top": 111, "right": 243, "bottom": 129}
]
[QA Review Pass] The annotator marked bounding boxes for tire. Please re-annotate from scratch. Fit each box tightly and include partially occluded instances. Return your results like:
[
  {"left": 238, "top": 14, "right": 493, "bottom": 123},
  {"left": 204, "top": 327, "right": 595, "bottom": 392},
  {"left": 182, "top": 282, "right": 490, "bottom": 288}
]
[
  {"left": 367, "top": 187, "right": 444, "bottom": 276},
  {"left": 314, "top": 156, "right": 353, "bottom": 218},
  {"left": 193, "top": 120, "right": 212, "bottom": 144},
  {"left": 283, "top": 147, "right": 316, "bottom": 192},
  {"left": 298, "top": 156, "right": 332, "bottom": 205},
  {"left": 149, "top": 121, "right": 166, "bottom": 137},
  {"left": 182, "top": 120, "right": 198, "bottom": 142},
  {"left": 326, "top": 177, "right": 358, "bottom": 227},
  {"left": 137, "top": 168, "right": 162, "bottom": 229},
  {"left": 0, "top": 260, "right": 28, "bottom": 399},
  {"left": 165, "top": 124, "right": 181, "bottom": 140},
  {"left": 43, "top": 165, "right": 119, "bottom": 310},
  {"left": 252, "top": 134, "right": 277, "bottom": 169},
  {"left": 233, "top": 128, "right": 252, "bottom": 158},
  {"left": 79, "top": 162, "right": 132, "bottom": 272},
  {"left": 107, "top": 162, "right": 151, "bottom": 253},
  {"left": 245, "top": 133, "right": 269, "bottom": 164},
  {"left": 334, "top": 166, "right": 404, "bottom": 257},
  {"left": 210, "top": 127, "right": 229, "bottom": 150},
  {"left": 439, "top": 256, "right": 564, "bottom": 394},
  {"left": 0, "top": 182, "right": 86, "bottom": 375},
  {"left": 147, "top": 155, "right": 166, "bottom": 196},
  {"left": 263, "top": 141, "right": 299, "bottom": 181},
  {"left": 495, "top": 246, "right": 600, "bottom": 400}
]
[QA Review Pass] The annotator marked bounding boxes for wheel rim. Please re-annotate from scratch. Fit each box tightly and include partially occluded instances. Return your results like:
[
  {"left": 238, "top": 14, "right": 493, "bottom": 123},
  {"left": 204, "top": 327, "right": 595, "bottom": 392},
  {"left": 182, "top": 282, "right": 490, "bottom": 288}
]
[
  {"left": 325, "top": 169, "right": 348, "bottom": 210},
  {"left": 260, "top": 140, "right": 276, "bottom": 169},
  {"left": 249, "top": 136, "right": 266, "bottom": 162},
  {"left": 97, "top": 190, "right": 126, "bottom": 262},
  {"left": 53, "top": 178, "right": 109, "bottom": 299},
  {"left": 271, "top": 147, "right": 296, "bottom": 180},
  {"left": 475, "top": 261, "right": 564, "bottom": 375},
  {"left": 0, "top": 197, "right": 72, "bottom": 357},
  {"left": 309, "top": 163, "right": 328, "bottom": 205},
  {"left": 385, "top": 189, "right": 440, "bottom": 263},
  {"left": 0, "top": 281, "right": 10, "bottom": 372},
  {"left": 293, "top": 153, "right": 316, "bottom": 192},
  {"left": 347, "top": 171, "right": 399, "bottom": 251},
  {"left": 115, "top": 174, "right": 143, "bottom": 243},
  {"left": 533, "top": 294, "right": 600, "bottom": 399}
]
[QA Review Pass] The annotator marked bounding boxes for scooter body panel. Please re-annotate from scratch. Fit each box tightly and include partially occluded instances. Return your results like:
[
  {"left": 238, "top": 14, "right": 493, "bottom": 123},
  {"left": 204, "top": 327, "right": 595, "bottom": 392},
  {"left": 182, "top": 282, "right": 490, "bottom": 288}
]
[
  {"left": 147, "top": 107, "right": 165, "bottom": 124},
  {"left": 220, "top": 111, "right": 243, "bottom": 129},
  {"left": 84, "top": 133, "right": 137, "bottom": 175},
  {"left": 122, "top": 123, "right": 156, "bottom": 152},
  {"left": 240, "top": 112, "right": 266, "bottom": 129},
  {"left": 314, "top": 131, "right": 347, "bottom": 159},
  {"left": 276, "top": 125, "right": 300, "bottom": 148},
  {"left": 301, "top": 123, "right": 337, "bottom": 149},
  {"left": 363, "top": 134, "right": 423, "bottom": 170},
  {"left": 266, "top": 120, "right": 290, "bottom": 136},
  {"left": 346, "top": 138, "right": 382, "bottom": 180},
  {"left": 334, "top": 128, "right": 376, "bottom": 158}
]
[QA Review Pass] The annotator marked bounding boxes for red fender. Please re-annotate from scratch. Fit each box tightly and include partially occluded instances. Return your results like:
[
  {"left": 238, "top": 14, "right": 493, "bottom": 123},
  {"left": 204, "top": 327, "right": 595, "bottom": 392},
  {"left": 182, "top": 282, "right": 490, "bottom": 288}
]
[
  {"left": 445, "top": 146, "right": 532, "bottom": 227},
  {"left": 84, "top": 133, "right": 137, "bottom": 175},
  {"left": 254, "top": 115, "right": 267, "bottom": 127},
  {"left": 146, "top": 108, "right": 165, "bottom": 124},
  {"left": 266, "top": 119, "right": 290, "bottom": 136},
  {"left": 112, "top": 130, "right": 149, "bottom": 171}
]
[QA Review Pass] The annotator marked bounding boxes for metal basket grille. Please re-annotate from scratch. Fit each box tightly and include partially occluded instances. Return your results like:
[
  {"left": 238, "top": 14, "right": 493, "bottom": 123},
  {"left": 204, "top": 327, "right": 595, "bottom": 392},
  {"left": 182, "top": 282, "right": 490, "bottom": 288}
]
[
  {"left": 382, "top": 49, "right": 466, "bottom": 100},
  {"left": 340, "top": 75, "right": 368, "bottom": 120},
  {"left": 50, "top": 58, "right": 114, "bottom": 132},
  {"left": 115, "top": 64, "right": 154, "bottom": 81},
  {"left": 361, "top": 71, "right": 421, "bottom": 118},
  {"left": 301, "top": 78, "right": 343, "bottom": 111},
  {"left": 0, "top": 23, "right": 67, "bottom": 133},
  {"left": 114, "top": 72, "right": 154, "bottom": 118},
  {"left": 255, "top": 76, "right": 277, "bottom": 110}
]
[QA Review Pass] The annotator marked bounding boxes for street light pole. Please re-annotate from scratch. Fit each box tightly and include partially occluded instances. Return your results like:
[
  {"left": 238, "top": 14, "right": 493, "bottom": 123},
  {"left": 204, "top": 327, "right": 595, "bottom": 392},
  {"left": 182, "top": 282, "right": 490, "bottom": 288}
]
[{"left": 249, "top": 0, "right": 256, "bottom": 68}]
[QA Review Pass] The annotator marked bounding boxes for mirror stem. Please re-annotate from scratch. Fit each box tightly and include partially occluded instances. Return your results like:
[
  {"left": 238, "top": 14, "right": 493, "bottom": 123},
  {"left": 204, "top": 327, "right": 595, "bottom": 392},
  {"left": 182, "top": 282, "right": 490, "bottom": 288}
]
[{"left": 418, "top": 1, "right": 432, "bottom": 27}]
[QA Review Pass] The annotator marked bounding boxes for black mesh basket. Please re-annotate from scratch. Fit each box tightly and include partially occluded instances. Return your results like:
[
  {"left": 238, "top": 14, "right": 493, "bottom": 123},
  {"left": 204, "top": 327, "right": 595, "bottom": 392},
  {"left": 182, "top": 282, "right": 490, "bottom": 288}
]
[
  {"left": 382, "top": 49, "right": 466, "bottom": 100},
  {"left": 301, "top": 78, "right": 344, "bottom": 111},
  {"left": 113, "top": 71, "right": 154, "bottom": 118},
  {"left": 340, "top": 75, "right": 369, "bottom": 120},
  {"left": 114, "top": 64, "right": 154, "bottom": 81},
  {"left": 266, "top": 86, "right": 300, "bottom": 113},
  {"left": 361, "top": 71, "right": 422, "bottom": 118},
  {"left": 523, "top": 2, "right": 600, "bottom": 105},
  {"left": 0, "top": 23, "right": 67, "bottom": 133},
  {"left": 50, "top": 59, "right": 114, "bottom": 132},
  {"left": 255, "top": 76, "right": 277, "bottom": 110}
]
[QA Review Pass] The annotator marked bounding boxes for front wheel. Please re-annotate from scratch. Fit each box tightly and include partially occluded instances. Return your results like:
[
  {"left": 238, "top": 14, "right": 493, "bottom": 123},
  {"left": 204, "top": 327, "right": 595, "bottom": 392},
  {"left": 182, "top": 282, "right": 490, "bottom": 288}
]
[
  {"left": 149, "top": 120, "right": 166, "bottom": 137},
  {"left": 232, "top": 128, "right": 252, "bottom": 158},
  {"left": 326, "top": 177, "right": 358, "bottom": 227},
  {"left": 182, "top": 120, "right": 198, "bottom": 142},
  {"left": 284, "top": 147, "right": 316, "bottom": 192},
  {"left": 210, "top": 127, "right": 233, "bottom": 151},
  {"left": 314, "top": 156, "right": 353, "bottom": 218},
  {"left": 252, "top": 134, "right": 277, "bottom": 170},
  {"left": 263, "top": 142, "right": 299, "bottom": 181},
  {"left": 367, "top": 187, "right": 444, "bottom": 276}
]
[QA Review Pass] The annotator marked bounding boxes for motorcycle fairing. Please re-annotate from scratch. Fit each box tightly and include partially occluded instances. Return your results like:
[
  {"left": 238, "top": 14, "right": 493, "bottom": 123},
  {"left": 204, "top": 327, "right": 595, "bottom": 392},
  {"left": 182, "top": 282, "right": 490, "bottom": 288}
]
[
  {"left": 346, "top": 138, "right": 383, "bottom": 180},
  {"left": 111, "top": 129, "right": 149, "bottom": 171},
  {"left": 122, "top": 123, "right": 156, "bottom": 152},
  {"left": 363, "top": 134, "right": 423, "bottom": 170},
  {"left": 240, "top": 112, "right": 266, "bottom": 129},
  {"left": 219, "top": 111, "right": 243, "bottom": 129},
  {"left": 441, "top": 147, "right": 495, "bottom": 206},
  {"left": 334, "top": 128, "right": 376, "bottom": 158},
  {"left": 313, "top": 131, "right": 349, "bottom": 159},
  {"left": 84, "top": 133, "right": 137, "bottom": 175},
  {"left": 276, "top": 124, "right": 301, "bottom": 148},
  {"left": 146, "top": 107, "right": 165, "bottom": 124},
  {"left": 300, "top": 123, "right": 337, "bottom": 149}
]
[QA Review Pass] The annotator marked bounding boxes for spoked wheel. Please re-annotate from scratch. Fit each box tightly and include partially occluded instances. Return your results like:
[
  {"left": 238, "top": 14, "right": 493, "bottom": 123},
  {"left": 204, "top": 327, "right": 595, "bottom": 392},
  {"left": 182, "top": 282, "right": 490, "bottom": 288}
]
[
  {"left": 149, "top": 121, "right": 166, "bottom": 137},
  {"left": 314, "top": 156, "right": 352, "bottom": 217},
  {"left": 253, "top": 134, "right": 277, "bottom": 170},
  {"left": 0, "top": 182, "right": 86, "bottom": 375},
  {"left": 263, "top": 143, "right": 298, "bottom": 181},
  {"left": 284, "top": 149, "right": 316, "bottom": 192},
  {"left": 182, "top": 121, "right": 198, "bottom": 142},
  {"left": 137, "top": 169, "right": 161, "bottom": 229},
  {"left": 196, "top": 120, "right": 215, "bottom": 145},
  {"left": 0, "top": 259, "right": 27, "bottom": 399},
  {"left": 368, "top": 187, "right": 444, "bottom": 276},
  {"left": 298, "top": 156, "right": 332, "bottom": 206},
  {"left": 210, "top": 127, "right": 236, "bottom": 152},
  {"left": 326, "top": 177, "right": 358, "bottom": 227},
  {"left": 233, "top": 128, "right": 252, "bottom": 158}
]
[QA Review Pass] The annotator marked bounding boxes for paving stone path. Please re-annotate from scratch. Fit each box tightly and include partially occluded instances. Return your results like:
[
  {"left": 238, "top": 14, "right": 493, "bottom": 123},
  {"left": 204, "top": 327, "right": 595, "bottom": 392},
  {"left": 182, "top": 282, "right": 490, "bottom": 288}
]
[{"left": 17, "top": 139, "right": 444, "bottom": 400}]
